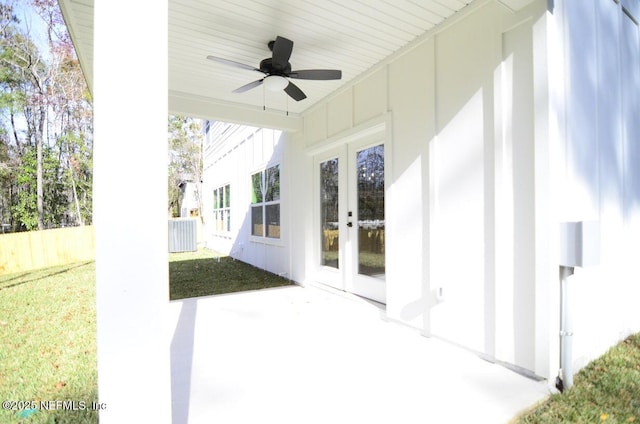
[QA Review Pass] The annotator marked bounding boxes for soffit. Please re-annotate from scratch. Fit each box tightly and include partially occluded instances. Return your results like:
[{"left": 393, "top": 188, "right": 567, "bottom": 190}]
[{"left": 58, "top": 0, "right": 537, "bottom": 129}]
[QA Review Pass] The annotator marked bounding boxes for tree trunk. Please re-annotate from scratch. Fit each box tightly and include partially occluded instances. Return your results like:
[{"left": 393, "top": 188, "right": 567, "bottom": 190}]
[
  {"left": 9, "top": 112, "right": 22, "bottom": 154},
  {"left": 36, "top": 106, "right": 45, "bottom": 230},
  {"left": 70, "top": 168, "right": 83, "bottom": 226},
  {"left": 68, "top": 143, "right": 84, "bottom": 226}
]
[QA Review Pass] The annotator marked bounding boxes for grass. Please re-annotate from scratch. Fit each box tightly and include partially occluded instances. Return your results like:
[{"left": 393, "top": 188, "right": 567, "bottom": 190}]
[
  {"left": 0, "top": 262, "right": 98, "bottom": 424},
  {"left": 513, "top": 333, "right": 640, "bottom": 424},
  {"left": 169, "top": 248, "right": 294, "bottom": 300},
  {"left": 3, "top": 254, "right": 638, "bottom": 423},
  {"left": 0, "top": 250, "right": 293, "bottom": 423}
]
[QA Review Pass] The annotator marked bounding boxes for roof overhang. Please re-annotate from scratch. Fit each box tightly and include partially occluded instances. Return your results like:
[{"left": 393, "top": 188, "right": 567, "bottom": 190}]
[{"left": 59, "top": 0, "right": 537, "bottom": 131}]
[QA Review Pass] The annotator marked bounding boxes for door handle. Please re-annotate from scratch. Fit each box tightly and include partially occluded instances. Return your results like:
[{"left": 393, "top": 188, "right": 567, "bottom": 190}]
[{"left": 347, "top": 222, "right": 353, "bottom": 228}]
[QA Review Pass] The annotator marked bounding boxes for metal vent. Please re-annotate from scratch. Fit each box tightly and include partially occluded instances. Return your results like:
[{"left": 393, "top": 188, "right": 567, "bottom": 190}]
[{"left": 168, "top": 219, "right": 197, "bottom": 253}]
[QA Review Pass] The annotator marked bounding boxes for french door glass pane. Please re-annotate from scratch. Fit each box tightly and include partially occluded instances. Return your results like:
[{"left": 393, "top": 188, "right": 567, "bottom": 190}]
[
  {"left": 320, "top": 159, "right": 339, "bottom": 269},
  {"left": 356, "top": 145, "right": 385, "bottom": 277}
]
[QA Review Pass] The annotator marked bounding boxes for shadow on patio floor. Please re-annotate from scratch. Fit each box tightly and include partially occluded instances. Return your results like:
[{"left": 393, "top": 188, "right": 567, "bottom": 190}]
[{"left": 168, "top": 284, "right": 551, "bottom": 424}]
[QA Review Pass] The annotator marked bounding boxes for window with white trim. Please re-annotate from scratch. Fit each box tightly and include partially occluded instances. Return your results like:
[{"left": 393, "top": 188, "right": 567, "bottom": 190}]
[
  {"left": 213, "top": 184, "right": 230, "bottom": 234},
  {"left": 250, "top": 165, "right": 280, "bottom": 239}
]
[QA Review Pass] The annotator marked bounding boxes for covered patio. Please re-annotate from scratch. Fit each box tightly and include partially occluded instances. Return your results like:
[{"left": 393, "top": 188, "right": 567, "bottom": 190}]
[
  {"left": 56, "top": 0, "right": 565, "bottom": 422},
  {"left": 169, "top": 284, "right": 549, "bottom": 423}
]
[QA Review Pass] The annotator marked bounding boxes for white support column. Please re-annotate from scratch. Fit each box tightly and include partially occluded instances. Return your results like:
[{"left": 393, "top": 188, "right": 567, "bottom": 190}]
[{"left": 93, "top": 1, "right": 171, "bottom": 422}]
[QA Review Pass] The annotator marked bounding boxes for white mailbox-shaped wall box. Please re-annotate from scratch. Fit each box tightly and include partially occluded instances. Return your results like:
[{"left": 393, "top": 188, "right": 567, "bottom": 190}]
[{"left": 559, "top": 221, "right": 600, "bottom": 268}]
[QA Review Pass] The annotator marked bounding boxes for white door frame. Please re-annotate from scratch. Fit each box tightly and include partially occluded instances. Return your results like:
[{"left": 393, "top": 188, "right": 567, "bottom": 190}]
[
  {"left": 313, "top": 145, "right": 348, "bottom": 291},
  {"left": 346, "top": 138, "right": 387, "bottom": 303},
  {"left": 308, "top": 114, "right": 391, "bottom": 303}
]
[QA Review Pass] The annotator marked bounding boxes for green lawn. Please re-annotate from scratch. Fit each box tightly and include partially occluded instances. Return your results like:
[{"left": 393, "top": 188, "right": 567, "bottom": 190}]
[
  {"left": 513, "top": 333, "right": 640, "bottom": 424},
  {"left": 2, "top": 255, "right": 638, "bottom": 424},
  {"left": 169, "top": 248, "right": 294, "bottom": 300},
  {"left": 0, "top": 262, "right": 98, "bottom": 424},
  {"left": 0, "top": 250, "right": 293, "bottom": 423}
]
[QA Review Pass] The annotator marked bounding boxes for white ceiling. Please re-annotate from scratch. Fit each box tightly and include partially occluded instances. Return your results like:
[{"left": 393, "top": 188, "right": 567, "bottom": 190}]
[
  {"left": 59, "top": 0, "right": 534, "bottom": 128},
  {"left": 168, "top": 0, "right": 477, "bottom": 115}
]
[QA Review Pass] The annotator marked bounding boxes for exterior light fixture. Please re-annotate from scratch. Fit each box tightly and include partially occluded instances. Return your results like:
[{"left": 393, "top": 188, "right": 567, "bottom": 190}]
[{"left": 263, "top": 75, "right": 288, "bottom": 91}]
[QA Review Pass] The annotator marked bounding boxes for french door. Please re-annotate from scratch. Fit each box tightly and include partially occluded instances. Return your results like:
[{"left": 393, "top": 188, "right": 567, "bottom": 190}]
[{"left": 316, "top": 140, "right": 386, "bottom": 304}]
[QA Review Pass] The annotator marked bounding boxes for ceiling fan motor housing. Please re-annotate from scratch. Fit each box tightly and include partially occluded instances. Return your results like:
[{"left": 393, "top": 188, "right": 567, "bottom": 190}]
[{"left": 259, "top": 58, "right": 291, "bottom": 75}]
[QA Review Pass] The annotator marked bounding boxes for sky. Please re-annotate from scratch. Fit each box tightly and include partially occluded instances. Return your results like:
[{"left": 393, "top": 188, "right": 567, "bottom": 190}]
[
  {"left": 1, "top": 1, "right": 55, "bottom": 140},
  {"left": 12, "top": 1, "right": 50, "bottom": 59}
]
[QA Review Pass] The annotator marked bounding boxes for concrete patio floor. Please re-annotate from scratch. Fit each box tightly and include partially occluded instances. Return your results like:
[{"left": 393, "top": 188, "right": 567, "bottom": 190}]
[{"left": 169, "top": 284, "right": 552, "bottom": 424}]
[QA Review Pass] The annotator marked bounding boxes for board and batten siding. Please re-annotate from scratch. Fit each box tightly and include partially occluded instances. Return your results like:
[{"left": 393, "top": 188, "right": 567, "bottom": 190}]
[
  {"left": 551, "top": 0, "right": 640, "bottom": 373},
  {"left": 203, "top": 0, "right": 640, "bottom": 383},
  {"left": 298, "top": 0, "right": 547, "bottom": 375},
  {"left": 203, "top": 125, "right": 291, "bottom": 277}
]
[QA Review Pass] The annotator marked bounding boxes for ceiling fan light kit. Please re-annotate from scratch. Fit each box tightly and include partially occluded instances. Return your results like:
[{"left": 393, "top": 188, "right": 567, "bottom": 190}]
[
  {"left": 263, "top": 75, "right": 288, "bottom": 91},
  {"left": 207, "top": 35, "right": 342, "bottom": 103}
]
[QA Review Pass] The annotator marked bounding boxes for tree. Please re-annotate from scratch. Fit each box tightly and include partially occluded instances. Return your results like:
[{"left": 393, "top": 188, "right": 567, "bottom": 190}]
[
  {"left": 0, "top": 1, "right": 48, "bottom": 230},
  {"left": 33, "top": 0, "right": 92, "bottom": 225},
  {"left": 0, "top": 0, "right": 92, "bottom": 231},
  {"left": 12, "top": 143, "right": 64, "bottom": 229},
  {"left": 1, "top": 5, "right": 48, "bottom": 229},
  {"left": 168, "top": 115, "right": 203, "bottom": 219},
  {"left": 0, "top": 126, "right": 12, "bottom": 228}
]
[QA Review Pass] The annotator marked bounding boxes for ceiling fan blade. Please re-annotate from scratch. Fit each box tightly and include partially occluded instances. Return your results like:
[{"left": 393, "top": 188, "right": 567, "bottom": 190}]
[
  {"left": 284, "top": 81, "right": 307, "bottom": 101},
  {"left": 233, "top": 79, "right": 264, "bottom": 93},
  {"left": 271, "top": 36, "right": 294, "bottom": 70},
  {"left": 207, "top": 55, "right": 263, "bottom": 73},
  {"left": 288, "top": 69, "right": 342, "bottom": 80}
]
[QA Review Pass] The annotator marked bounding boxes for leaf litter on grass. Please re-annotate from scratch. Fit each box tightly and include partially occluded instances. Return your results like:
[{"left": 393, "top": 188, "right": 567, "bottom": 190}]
[
  {"left": 0, "top": 262, "right": 98, "bottom": 424},
  {"left": 514, "top": 333, "right": 640, "bottom": 424}
]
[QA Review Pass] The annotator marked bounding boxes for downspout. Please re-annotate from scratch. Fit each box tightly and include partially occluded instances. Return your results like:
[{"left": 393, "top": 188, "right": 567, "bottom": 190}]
[
  {"left": 556, "top": 221, "right": 599, "bottom": 392},
  {"left": 557, "top": 265, "right": 574, "bottom": 392}
]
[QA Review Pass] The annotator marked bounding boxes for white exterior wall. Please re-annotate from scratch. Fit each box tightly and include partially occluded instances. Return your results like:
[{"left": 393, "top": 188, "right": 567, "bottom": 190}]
[
  {"left": 296, "top": 0, "right": 550, "bottom": 376},
  {"left": 201, "top": 0, "right": 640, "bottom": 382},
  {"left": 551, "top": 0, "right": 640, "bottom": 373},
  {"left": 203, "top": 123, "right": 290, "bottom": 277}
]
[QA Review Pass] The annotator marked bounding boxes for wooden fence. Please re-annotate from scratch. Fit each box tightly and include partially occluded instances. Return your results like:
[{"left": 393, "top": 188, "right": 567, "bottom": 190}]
[
  {"left": 0, "top": 226, "right": 95, "bottom": 275},
  {"left": 323, "top": 228, "right": 385, "bottom": 253}
]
